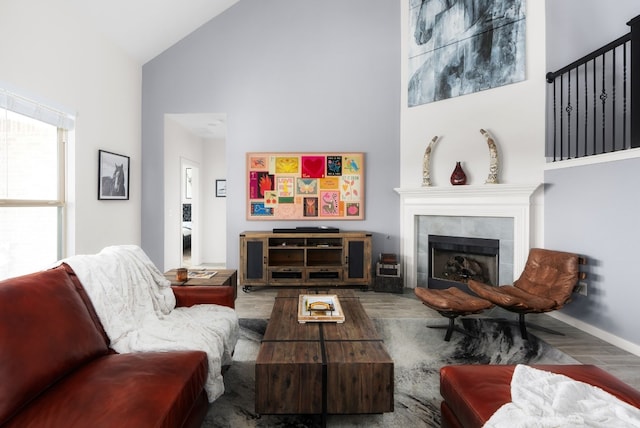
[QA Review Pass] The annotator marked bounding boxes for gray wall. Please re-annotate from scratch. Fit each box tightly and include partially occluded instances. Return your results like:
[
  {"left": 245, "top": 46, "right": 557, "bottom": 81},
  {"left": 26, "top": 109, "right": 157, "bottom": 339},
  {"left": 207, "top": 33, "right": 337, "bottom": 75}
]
[
  {"left": 545, "top": 1, "right": 640, "bottom": 345},
  {"left": 142, "top": 0, "right": 400, "bottom": 271},
  {"left": 546, "top": 0, "right": 640, "bottom": 71},
  {"left": 545, "top": 159, "right": 640, "bottom": 344}
]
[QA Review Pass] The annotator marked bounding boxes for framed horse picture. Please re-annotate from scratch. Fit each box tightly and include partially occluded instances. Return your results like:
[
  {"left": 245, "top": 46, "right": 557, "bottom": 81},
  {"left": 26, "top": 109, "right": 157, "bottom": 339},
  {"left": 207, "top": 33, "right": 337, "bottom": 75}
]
[{"left": 98, "top": 150, "right": 130, "bottom": 200}]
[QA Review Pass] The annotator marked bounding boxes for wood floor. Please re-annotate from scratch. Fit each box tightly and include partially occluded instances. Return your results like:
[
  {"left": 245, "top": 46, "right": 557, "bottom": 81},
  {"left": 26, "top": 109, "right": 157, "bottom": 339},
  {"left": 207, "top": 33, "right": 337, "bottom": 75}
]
[{"left": 235, "top": 286, "right": 640, "bottom": 390}]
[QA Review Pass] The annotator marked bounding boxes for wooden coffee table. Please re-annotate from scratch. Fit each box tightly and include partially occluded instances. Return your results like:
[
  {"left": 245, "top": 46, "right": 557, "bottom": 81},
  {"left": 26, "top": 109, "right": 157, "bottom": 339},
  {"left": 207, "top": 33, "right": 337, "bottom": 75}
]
[{"left": 255, "top": 289, "right": 393, "bottom": 422}]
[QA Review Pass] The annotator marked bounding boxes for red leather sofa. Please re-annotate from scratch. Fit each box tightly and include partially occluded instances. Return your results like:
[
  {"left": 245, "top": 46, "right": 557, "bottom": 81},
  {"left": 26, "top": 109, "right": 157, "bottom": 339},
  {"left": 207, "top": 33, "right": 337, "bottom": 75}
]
[
  {"left": 172, "top": 284, "right": 236, "bottom": 309},
  {"left": 0, "top": 264, "right": 234, "bottom": 428},
  {"left": 440, "top": 364, "right": 640, "bottom": 428}
]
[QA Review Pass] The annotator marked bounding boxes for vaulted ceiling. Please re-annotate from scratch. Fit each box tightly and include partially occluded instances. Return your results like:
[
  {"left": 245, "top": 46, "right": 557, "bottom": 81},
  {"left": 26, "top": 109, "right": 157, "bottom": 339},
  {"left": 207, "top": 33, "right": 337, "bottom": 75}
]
[
  {"left": 67, "top": 0, "right": 239, "bottom": 64},
  {"left": 64, "top": 0, "right": 238, "bottom": 139}
]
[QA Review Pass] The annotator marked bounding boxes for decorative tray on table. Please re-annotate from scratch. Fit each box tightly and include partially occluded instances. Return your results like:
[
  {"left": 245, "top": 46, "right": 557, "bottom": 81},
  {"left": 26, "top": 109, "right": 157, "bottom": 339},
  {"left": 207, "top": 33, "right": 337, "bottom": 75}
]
[{"left": 297, "top": 294, "right": 345, "bottom": 323}]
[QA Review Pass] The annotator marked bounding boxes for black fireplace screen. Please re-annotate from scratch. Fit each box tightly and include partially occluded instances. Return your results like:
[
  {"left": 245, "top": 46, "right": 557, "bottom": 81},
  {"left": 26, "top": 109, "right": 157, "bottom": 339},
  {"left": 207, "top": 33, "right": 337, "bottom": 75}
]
[{"left": 428, "top": 235, "right": 499, "bottom": 289}]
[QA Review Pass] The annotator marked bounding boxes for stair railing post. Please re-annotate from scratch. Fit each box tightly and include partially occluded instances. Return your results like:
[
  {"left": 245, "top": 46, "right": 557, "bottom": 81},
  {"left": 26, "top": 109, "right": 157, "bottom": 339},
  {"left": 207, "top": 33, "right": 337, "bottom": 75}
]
[{"left": 628, "top": 15, "right": 640, "bottom": 148}]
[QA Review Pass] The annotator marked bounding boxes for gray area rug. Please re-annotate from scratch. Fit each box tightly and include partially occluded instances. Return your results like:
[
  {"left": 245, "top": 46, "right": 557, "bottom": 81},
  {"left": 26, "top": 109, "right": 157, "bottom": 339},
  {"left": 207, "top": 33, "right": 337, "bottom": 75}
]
[{"left": 202, "top": 317, "right": 577, "bottom": 428}]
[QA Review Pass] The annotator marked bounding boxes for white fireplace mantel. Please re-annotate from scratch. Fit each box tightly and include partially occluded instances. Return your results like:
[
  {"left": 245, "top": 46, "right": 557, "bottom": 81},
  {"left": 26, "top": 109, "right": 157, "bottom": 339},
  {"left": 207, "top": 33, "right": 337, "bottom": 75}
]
[{"left": 394, "top": 183, "right": 542, "bottom": 289}]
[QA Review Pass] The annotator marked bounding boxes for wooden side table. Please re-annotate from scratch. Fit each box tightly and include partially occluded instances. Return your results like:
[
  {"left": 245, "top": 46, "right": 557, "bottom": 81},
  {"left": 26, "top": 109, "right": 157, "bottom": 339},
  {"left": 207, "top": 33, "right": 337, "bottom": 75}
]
[{"left": 164, "top": 269, "right": 237, "bottom": 308}]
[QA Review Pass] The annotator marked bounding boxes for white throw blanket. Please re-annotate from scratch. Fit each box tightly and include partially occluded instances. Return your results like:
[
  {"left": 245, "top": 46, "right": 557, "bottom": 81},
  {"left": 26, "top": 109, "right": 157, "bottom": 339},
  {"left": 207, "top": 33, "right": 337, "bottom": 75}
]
[
  {"left": 484, "top": 365, "right": 640, "bottom": 427},
  {"left": 62, "top": 245, "right": 239, "bottom": 402}
]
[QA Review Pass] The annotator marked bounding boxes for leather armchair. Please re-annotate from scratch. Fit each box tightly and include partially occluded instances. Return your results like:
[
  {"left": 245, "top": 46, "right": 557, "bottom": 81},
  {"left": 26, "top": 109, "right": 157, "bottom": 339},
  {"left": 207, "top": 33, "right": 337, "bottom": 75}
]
[{"left": 468, "top": 248, "right": 583, "bottom": 340}]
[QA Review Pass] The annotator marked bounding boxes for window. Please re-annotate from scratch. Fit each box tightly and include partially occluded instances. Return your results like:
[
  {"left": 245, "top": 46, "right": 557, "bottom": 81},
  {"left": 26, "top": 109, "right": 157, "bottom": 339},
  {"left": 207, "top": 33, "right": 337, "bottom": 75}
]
[{"left": 0, "top": 89, "right": 72, "bottom": 280}]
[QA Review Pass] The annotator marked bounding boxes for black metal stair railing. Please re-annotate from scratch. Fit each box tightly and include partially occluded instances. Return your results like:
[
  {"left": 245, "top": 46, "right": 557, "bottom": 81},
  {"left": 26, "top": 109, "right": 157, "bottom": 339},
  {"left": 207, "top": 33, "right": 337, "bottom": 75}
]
[{"left": 546, "top": 15, "right": 640, "bottom": 161}]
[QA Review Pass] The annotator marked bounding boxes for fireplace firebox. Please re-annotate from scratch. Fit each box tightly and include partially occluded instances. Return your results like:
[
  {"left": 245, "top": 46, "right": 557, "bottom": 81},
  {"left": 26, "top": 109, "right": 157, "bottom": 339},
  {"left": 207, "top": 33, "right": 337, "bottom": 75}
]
[{"left": 428, "top": 235, "right": 499, "bottom": 290}]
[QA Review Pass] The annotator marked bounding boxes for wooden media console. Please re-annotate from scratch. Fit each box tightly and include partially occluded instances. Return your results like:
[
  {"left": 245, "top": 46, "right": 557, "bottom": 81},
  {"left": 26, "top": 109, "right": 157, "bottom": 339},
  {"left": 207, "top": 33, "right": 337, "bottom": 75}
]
[{"left": 239, "top": 231, "right": 372, "bottom": 291}]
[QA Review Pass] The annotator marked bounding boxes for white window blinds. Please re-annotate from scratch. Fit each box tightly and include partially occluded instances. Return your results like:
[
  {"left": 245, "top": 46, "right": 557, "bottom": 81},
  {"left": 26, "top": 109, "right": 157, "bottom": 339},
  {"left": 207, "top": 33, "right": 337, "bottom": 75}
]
[{"left": 0, "top": 87, "right": 75, "bottom": 130}]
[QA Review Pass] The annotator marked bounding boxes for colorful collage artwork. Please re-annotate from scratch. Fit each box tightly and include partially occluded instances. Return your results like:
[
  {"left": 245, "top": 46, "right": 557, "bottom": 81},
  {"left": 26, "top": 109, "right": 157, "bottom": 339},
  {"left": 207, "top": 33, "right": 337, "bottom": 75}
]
[{"left": 247, "top": 153, "right": 364, "bottom": 220}]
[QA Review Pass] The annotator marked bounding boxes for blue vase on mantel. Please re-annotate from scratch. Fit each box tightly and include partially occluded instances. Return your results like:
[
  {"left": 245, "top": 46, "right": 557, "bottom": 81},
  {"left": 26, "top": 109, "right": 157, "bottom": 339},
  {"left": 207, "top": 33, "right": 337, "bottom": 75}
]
[{"left": 450, "top": 161, "right": 467, "bottom": 185}]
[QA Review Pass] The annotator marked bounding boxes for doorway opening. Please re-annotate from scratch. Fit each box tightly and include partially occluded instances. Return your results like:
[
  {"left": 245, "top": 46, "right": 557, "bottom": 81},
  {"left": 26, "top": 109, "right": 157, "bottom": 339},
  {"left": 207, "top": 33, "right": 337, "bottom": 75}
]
[
  {"left": 164, "top": 113, "right": 227, "bottom": 271},
  {"left": 181, "top": 160, "right": 199, "bottom": 266}
]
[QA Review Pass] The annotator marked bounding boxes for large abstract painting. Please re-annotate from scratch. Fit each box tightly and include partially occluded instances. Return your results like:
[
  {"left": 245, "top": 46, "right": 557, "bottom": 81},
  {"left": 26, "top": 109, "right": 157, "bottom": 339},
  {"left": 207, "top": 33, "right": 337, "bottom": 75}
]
[{"left": 408, "top": 0, "right": 526, "bottom": 107}]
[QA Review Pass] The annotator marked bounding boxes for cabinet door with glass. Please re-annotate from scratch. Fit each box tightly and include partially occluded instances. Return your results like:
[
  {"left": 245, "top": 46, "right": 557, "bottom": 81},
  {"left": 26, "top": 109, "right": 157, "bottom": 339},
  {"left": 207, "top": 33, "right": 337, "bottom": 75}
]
[
  {"left": 239, "top": 235, "right": 268, "bottom": 287},
  {"left": 343, "top": 234, "right": 372, "bottom": 284}
]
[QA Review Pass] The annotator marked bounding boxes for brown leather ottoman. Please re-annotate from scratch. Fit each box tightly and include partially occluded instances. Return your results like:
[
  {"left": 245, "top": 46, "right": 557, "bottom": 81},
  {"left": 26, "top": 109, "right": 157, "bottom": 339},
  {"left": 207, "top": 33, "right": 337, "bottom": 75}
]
[
  {"left": 414, "top": 287, "right": 493, "bottom": 341},
  {"left": 440, "top": 364, "right": 640, "bottom": 428}
]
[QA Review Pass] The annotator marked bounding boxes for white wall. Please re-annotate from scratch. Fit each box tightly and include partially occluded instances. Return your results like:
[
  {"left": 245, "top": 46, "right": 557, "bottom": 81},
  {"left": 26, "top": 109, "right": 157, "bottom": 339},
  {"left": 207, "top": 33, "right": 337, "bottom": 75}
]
[
  {"left": 399, "top": 0, "right": 547, "bottom": 246},
  {"left": 202, "top": 138, "right": 227, "bottom": 265},
  {"left": 163, "top": 117, "right": 227, "bottom": 268},
  {"left": 400, "top": 0, "right": 547, "bottom": 187},
  {"left": 164, "top": 116, "right": 204, "bottom": 269},
  {"left": 0, "top": 0, "right": 142, "bottom": 258}
]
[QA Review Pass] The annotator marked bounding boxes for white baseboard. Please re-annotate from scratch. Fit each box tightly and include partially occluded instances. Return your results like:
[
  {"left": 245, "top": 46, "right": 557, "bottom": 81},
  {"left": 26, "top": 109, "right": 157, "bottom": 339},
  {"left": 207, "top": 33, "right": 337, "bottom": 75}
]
[{"left": 548, "top": 311, "right": 640, "bottom": 357}]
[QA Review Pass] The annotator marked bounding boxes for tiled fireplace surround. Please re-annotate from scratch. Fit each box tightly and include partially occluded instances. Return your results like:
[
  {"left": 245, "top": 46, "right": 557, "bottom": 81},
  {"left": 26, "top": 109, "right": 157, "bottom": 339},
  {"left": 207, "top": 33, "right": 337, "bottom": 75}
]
[{"left": 395, "top": 184, "right": 541, "bottom": 289}]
